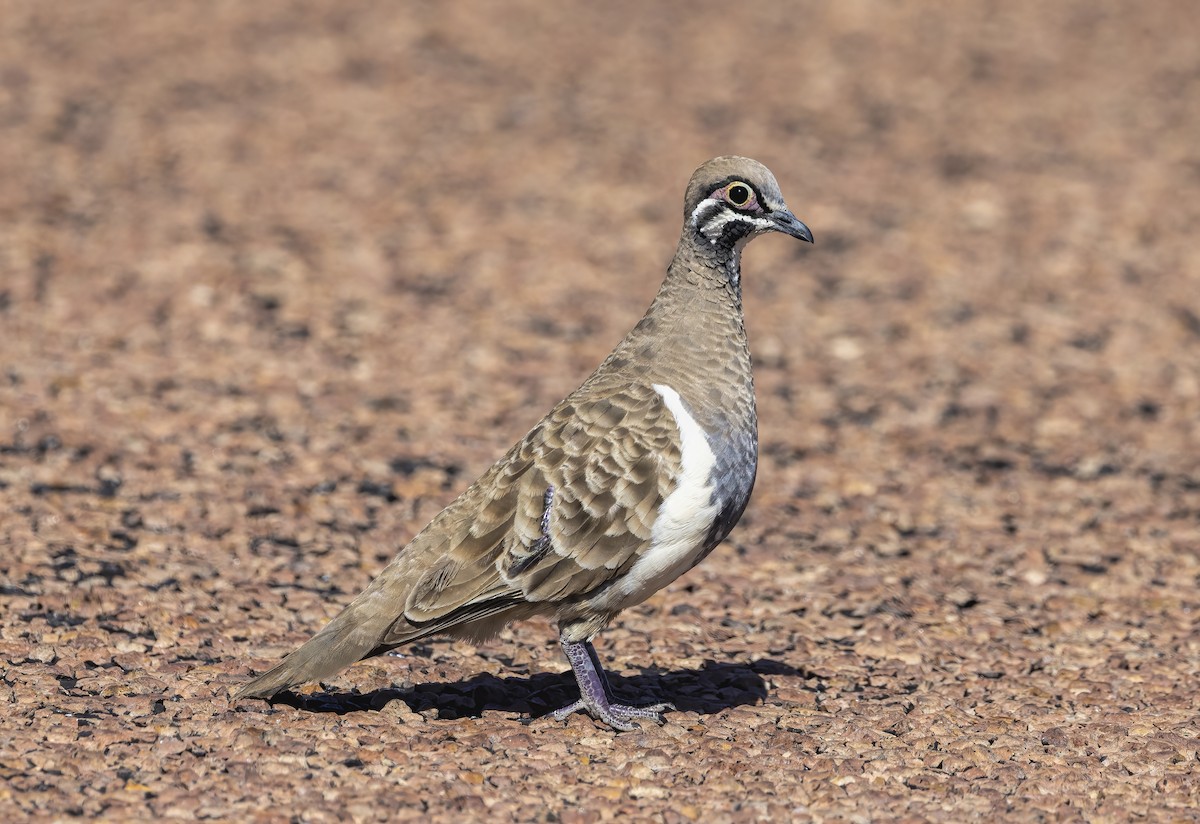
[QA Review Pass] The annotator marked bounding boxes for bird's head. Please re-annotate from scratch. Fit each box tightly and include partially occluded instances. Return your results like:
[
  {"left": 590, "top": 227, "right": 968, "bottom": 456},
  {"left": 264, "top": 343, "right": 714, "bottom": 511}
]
[{"left": 683, "top": 156, "right": 813, "bottom": 251}]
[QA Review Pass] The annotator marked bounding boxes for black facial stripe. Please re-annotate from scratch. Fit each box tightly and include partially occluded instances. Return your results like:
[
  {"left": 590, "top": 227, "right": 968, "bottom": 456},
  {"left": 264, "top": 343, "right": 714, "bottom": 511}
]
[
  {"left": 699, "top": 208, "right": 759, "bottom": 247},
  {"left": 718, "top": 217, "right": 756, "bottom": 245}
]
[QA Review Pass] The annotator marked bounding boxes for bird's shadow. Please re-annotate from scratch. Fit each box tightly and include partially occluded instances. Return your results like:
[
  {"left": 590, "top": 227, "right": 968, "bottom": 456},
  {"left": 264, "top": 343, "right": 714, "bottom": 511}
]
[{"left": 266, "top": 658, "right": 810, "bottom": 721}]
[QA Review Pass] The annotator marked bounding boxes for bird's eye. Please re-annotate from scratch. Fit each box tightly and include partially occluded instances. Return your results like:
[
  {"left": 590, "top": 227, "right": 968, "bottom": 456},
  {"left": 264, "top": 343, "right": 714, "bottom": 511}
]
[{"left": 725, "top": 183, "right": 752, "bottom": 207}]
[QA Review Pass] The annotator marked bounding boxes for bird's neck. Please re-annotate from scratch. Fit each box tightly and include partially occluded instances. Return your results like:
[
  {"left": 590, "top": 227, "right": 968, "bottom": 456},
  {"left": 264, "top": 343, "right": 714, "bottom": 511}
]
[
  {"left": 651, "top": 238, "right": 746, "bottom": 337},
  {"left": 610, "top": 238, "right": 754, "bottom": 415}
]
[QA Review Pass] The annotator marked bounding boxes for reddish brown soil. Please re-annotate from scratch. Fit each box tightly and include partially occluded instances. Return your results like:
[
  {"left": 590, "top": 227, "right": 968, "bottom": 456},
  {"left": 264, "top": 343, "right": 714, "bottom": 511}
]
[{"left": 2, "top": 2, "right": 1198, "bottom": 821}]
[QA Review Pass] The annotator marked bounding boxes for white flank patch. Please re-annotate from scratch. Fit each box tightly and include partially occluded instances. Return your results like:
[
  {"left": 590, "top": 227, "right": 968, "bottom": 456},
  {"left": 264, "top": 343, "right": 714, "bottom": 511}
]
[{"left": 609, "top": 384, "right": 719, "bottom": 609}]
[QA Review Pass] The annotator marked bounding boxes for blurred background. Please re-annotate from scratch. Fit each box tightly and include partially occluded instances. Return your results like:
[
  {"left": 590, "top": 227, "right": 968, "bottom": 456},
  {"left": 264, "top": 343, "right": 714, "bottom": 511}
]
[{"left": 1, "top": 1, "right": 1198, "bottom": 819}]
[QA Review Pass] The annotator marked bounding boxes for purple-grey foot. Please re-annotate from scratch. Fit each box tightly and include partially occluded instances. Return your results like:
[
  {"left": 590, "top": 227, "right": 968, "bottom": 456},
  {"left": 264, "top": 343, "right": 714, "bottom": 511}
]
[{"left": 554, "top": 637, "right": 675, "bottom": 731}]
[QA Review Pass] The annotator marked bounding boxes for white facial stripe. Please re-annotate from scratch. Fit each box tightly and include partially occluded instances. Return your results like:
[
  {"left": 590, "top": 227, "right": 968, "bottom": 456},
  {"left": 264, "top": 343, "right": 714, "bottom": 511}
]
[{"left": 690, "top": 198, "right": 724, "bottom": 228}]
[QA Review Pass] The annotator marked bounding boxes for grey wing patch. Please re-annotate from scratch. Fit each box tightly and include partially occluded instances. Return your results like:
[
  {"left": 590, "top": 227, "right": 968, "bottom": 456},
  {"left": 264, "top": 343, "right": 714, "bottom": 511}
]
[{"left": 506, "top": 485, "right": 555, "bottom": 577}]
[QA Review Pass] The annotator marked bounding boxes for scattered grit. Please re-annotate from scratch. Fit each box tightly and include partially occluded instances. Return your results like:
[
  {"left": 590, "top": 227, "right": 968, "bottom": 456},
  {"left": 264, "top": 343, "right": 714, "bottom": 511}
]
[{"left": 1, "top": 1, "right": 1198, "bottom": 821}]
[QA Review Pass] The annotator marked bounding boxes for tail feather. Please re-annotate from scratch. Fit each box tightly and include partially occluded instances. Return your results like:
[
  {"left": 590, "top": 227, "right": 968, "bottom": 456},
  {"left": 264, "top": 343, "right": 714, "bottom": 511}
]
[
  {"left": 234, "top": 589, "right": 401, "bottom": 700},
  {"left": 234, "top": 503, "right": 522, "bottom": 701}
]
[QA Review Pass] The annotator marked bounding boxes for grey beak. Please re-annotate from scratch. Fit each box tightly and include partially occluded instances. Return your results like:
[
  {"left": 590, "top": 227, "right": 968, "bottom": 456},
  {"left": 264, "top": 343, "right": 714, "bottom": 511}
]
[{"left": 770, "top": 209, "right": 814, "bottom": 243}]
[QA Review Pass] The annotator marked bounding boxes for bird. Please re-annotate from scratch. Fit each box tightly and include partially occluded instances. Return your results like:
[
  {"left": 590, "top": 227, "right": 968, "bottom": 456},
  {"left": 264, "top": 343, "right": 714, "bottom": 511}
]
[{"left": 234, "top": 156, "right": 813, "bottom": 731}]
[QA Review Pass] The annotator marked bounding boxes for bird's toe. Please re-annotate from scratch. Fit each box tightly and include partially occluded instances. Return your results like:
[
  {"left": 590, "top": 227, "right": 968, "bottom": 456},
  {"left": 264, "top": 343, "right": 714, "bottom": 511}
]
[{"left": 550, "top": 697, "right": 674, "bottom": 731}]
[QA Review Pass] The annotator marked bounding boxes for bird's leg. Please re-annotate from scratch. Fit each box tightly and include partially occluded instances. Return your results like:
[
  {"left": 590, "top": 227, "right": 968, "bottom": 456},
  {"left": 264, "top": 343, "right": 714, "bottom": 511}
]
[{"left": 552, "top": 636, "right": 674, "bottom": 731}]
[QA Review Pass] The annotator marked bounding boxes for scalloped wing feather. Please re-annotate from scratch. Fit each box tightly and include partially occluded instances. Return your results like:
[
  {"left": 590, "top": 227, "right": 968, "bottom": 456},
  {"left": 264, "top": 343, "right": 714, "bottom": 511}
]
[{"left": 378, "top": 383, "right": 683, "bottom": 645}]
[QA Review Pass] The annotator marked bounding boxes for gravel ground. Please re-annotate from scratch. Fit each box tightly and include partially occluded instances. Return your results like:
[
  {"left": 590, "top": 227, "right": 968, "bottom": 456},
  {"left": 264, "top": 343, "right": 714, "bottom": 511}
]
[{"left": 2, "top": 1, "right": 1199, "bottom": 821}]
